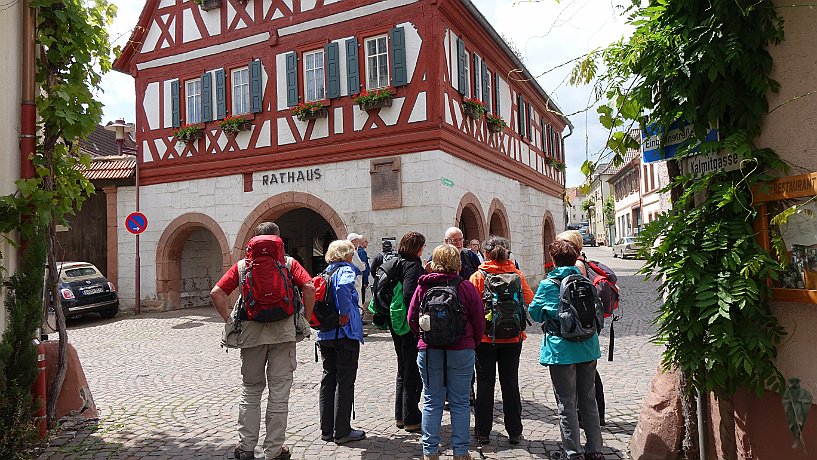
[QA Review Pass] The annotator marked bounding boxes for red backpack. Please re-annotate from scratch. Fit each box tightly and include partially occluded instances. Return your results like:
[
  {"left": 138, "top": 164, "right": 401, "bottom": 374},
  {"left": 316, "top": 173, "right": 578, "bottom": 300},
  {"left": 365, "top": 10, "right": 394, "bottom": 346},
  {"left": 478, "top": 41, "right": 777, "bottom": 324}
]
[
  {"left": 240, "top": 235, "right": 294, "bottom": 322},
  {"left": 584, "top": 259, "right": 620, "bottom": 318},
  {"left": 308, "top": 265, "right": 343, "bottom": 332}
]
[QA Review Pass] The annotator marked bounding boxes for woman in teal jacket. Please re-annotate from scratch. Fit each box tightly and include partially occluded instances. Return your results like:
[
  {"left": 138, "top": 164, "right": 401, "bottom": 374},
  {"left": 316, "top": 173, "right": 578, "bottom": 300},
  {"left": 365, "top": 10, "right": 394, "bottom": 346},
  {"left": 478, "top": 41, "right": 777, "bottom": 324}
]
[{"left": 528, "top": 240, "right": 603, "bottom": 460}]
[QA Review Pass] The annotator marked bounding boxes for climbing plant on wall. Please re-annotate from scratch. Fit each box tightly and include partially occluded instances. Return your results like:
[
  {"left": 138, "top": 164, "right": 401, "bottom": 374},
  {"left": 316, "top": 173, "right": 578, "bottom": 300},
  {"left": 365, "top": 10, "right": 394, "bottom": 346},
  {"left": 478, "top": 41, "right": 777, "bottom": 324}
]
[{"left": 572, "top": 1, "right": 790, "bottom": 457}]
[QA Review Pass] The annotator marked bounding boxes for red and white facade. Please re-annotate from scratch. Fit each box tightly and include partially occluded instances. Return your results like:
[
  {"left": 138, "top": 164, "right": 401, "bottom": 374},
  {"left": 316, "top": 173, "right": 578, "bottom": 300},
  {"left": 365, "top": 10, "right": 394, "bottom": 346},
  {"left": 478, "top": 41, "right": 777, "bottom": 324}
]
[{"left": 114, "top": 0, "right": 570, "bottom": 310}]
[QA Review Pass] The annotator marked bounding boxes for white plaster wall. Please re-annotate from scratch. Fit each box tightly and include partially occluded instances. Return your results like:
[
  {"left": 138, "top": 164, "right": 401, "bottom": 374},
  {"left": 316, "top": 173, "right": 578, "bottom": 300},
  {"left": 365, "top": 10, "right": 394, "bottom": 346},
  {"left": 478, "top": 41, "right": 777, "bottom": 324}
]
[
  {"left": 399, "top": 21, "right": 422, "bottom": 84},
  {"left": 163, "top": 79, "right": 174, "bottom": 128},
  {"left": 275, "top": 53, "right": 288, "bottom": 112},
  {"left": 182, "top": 9, "right": 202, "bottom": 43},
  {"left": 143, "top": 82, "right": 160, "bottom": 130},
  {"left": 497, "top": 76, "right": 511, "bottom": 122},
  {"left": 116, "top": 151, "right": 562, "bottom": 307},
  {"left": 0, "top": 1, "right": 22, "bottom": 333},
  {"left": 143, "top": 17, "right": 164, "bottom": 53}
]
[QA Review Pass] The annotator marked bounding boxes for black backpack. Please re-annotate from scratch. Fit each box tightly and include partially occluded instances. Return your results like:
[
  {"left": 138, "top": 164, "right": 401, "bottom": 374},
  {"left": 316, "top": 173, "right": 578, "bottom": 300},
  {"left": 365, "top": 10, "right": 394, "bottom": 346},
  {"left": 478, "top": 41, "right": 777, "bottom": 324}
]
[
  {"left": 481, "top": 270, "right": 526, "bottom": 341},
  {"left": 310, "top": 265, "right": 343, "bottom": 332},
  {"left": 418, "top": 278, "right": 465, "bottom": 347},
  {"left": 546, "top": 274, "right": 604, "bottom": 342},
  {"left": 372, "top": 255, "right": 401, "bottom": 316}
]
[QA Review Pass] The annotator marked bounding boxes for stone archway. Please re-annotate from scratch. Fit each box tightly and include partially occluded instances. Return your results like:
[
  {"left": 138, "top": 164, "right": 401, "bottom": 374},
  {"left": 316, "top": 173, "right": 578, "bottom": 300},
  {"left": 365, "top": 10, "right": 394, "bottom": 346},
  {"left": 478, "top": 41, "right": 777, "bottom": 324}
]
[
  {"left": 542, "top": 211, "right": 556, "bottom": 267},
  {"left": 156, "top": 213, "right": 231, "bottom": 310},
  {"left": 233, "top": 192, "right": 347, "bottom": 264},
  {"left": 487, "top": 198, "right": 510, "bottom": 239},
  {"left": 454, "top": 192, "right": 486, "bottom": 242}
]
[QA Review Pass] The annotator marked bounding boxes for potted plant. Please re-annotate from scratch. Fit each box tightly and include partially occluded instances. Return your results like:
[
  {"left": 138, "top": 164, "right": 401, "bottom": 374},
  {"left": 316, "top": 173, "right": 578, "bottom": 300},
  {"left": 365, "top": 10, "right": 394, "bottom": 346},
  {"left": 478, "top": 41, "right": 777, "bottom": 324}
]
[
  {"left": 354, "top": 87, "right": 395, "bottom": 111},
  {"left": 219, "top": 115, "right": 252, "bottom": 137},
  {"left": 194, "top": 0, "right": 221, "bottom": 11},
  {"left": 292, "top": 101, "right": 328, "bottom": 121},
  {"left": 173, "top": 125, "right": 204, "bottom": 145},
  {"left": 486, "top": 113, "right": 507, "bottom": 133},
  {"left": 462, "top": 97, "right": 488, "bottom": 119},
  {"left": 545, "top": 156, "right": 567, "bottom": 172}
]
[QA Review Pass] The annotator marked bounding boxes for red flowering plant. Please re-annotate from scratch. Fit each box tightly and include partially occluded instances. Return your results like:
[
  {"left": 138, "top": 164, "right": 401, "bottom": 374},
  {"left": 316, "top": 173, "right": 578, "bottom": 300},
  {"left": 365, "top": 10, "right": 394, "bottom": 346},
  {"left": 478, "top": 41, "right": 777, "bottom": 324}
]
[
  {"left": 462, "top": 97, "right": 488, "bottom": 117},
  {"left": 173, "top": 124, "right": 203, "bottom": 144},
  {"left": 485, "top": 112, "right": 507, "bottom": 129},
  {"left": 291, "top": 100, "right": 328, "bottom": 121},
  {"left": 545, "top": 156, "right": 567, "bottom": 172},
  {"left": 354, "top": 87, "right": 395, "bottom": 108},
  {"left": 218, "top": 115, "right": 251, "bottom": 135}
]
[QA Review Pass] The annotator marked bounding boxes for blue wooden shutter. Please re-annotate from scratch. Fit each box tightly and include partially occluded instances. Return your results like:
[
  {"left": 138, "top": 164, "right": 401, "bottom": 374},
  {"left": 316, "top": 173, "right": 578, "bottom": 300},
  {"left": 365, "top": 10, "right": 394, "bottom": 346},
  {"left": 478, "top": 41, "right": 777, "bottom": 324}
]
[
  {"left": 526, "top": 103, "right": 532, "bottom": 140},
  {"left": 541, "top": 119, "right": 546, "bottom": 154},
  {"left": 249, "top": 59, "right": 263, "bottom": 113},
  {"left": 325, "top": 42, "right": 340, "bottom": 99},
  {"left": 481, "top": 62, "right": 489, "bottom": 105},
  {"left": 390, "top": 27, "right": 407, "bottom": 87},
  {"left": 457, "top": 38, "right": 466, "bottom": 95},
  {"left": 473, "top": 55, "right": 480, "bottom": 101},
  {"left": 215, "top": 69, "right": 226, "bottom": 120},
  {"left": 285, "top": 53, "right": 298, "bottom": 107},
  {"left": 346, "top": 38, "right": 360, "bottom": 95},
  {"left": 494, "top": 74, "right": 500, "bottom": 115},
  {"left": 201, "top": 72, "right": 212, "bottom": 122},
  {"left": 517, "top": 94, "right": 525, "bottom": 136},
  {"left": 171, "top": 80, "right": 180, "bottom": 128}
]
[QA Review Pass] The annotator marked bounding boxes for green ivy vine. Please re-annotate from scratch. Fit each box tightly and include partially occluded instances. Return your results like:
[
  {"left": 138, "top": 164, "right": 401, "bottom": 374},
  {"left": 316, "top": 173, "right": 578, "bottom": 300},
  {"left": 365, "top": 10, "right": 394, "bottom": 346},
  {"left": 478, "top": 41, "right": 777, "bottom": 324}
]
[{"left": 572, "top": 0, "right": 794, "bottom": 456}]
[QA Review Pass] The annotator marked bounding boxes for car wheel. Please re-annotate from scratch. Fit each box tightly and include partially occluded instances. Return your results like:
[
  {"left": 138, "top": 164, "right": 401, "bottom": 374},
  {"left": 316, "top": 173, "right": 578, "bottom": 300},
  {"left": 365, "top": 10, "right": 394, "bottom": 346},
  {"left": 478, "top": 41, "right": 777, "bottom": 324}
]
[
  {"left": 612, "top": 250, "right": 617, "bottom": 258},
  {"left": 99, "top": 305, "right": 119, "bottom": 319}
]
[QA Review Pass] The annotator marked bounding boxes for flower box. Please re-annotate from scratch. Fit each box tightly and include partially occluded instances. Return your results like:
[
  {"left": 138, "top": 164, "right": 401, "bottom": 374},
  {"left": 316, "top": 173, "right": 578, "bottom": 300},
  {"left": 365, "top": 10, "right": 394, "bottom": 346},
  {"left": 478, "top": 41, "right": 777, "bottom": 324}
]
[
  {"left": 198, "top": 0, "right": 221, "bottom": 11},
  {"left": 219, "top": 116, "right": 252, "bottom": 137},
  {"left": 173, "top": 125, "right": 204, "bottom": 145},
  {"left": 487, "top": 119, "right": 504, "bottom": 133},
  {"left": 463, "top": 104, "right": 482, "bottom": 120},
  {"left": 359, "top": 98, "right": 392, "bottom": 111},
  {"left": 462, "top": 98, "right": 488, "bottom": 120},
  {"left": 296, "top": 108, "right": 328, "bottom": 122}
]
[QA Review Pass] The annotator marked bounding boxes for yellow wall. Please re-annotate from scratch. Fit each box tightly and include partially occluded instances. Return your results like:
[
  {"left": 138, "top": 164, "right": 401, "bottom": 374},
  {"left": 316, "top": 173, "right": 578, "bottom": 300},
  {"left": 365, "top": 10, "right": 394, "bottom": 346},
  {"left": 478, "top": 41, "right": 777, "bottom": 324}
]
[{"left": 757, "top": 2, "right": 817, "bottom": 396}]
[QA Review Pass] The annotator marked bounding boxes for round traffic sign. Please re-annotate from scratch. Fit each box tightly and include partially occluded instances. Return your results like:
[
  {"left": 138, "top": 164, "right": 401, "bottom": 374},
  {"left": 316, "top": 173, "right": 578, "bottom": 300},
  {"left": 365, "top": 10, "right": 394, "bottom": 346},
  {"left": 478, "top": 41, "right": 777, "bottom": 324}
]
[{"left": 125, "top": 212, "right": 148, "bottom": 235}]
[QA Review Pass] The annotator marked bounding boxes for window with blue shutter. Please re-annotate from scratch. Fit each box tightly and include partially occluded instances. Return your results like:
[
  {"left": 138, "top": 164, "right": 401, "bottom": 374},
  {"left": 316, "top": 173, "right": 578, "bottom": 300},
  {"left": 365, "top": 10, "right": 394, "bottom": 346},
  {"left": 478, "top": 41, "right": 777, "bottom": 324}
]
[
  {"left": 171, "top": 80, "right": 180, "bottom": 128},
  {"left": 346, "top": 38, "right": 360, "bottom": 95},
  {"left": 285, "top": 53, "right": 298, "bottom": 107},
  {"left": 390, "top": 27, "right": 407, "bottom": 87},
  {"left": 249, "top": 59, "right": 263, "bottom": 113},
  {"left": 215, "top": 69, "right": 226, "bottom": 120},
  {"left": 473, "top": 54, "right": 480, "bottom": 101},
  {"left": 201, "top": 72, "right": 213, "bottom": 122},
  {"left": 457, "top": 38, "right": 466, "bottom": 95},
  {"left": 494, "top": 74, "right": 501, "bottom": 115},
  {"left": 517, "top": 94, "right": 525, "bottom": 136},
  {"left": 526, "top": 103, "right": 532, "bottom": 140},
  {"left": 325, "top": 42, "right": 340, "bottom": 99},
  {"left": 541, "top": 119, "right": 546, "bottom": 154},
  {"left": 482, "top": 61, "right": 489, "bottom": 105}
]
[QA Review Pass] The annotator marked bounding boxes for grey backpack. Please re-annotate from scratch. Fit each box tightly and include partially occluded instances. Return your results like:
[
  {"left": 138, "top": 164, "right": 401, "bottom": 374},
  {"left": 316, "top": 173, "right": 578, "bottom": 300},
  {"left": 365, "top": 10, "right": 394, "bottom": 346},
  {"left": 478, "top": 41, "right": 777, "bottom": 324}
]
[{"left": 546, "top": 274, "right": 604, "bottom": 342}]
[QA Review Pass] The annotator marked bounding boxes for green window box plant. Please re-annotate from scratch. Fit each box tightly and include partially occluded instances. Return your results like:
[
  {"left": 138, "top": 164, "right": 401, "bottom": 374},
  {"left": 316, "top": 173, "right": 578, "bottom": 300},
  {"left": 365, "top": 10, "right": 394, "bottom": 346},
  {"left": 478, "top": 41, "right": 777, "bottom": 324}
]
[
  {"left": 545, "top": 156, "right": 566, "bottom": 172},
  {"left": 219, "top": 115, "right": 251, "bottom": 137},
  {"left": 292, "top": 101, "right": 328, "bottom": 122},
  {"left": 486, "top": 113, "right": 507, "bottom": 133},
  {"left": 462, "top": 97, "right": 488, "bottom": 119},
  {"left": 195, "top": 0, "right": 222, "bottom": 11},
  {"left": 173, "top": 125, "right": 204, "bottom": 144},
  {"left": 354, "top": 87, "right": 395, "bottom": 111}
]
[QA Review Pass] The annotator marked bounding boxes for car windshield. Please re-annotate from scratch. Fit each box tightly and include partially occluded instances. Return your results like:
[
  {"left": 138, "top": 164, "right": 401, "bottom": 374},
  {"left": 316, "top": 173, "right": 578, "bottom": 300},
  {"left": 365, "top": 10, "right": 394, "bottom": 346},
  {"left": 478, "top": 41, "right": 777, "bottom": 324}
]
[
  {"left": 621, "top": 237, "right": 637, "bottom": 244},
  {"left": 64, "top": 267, "right": 98, "bottom": 277}
]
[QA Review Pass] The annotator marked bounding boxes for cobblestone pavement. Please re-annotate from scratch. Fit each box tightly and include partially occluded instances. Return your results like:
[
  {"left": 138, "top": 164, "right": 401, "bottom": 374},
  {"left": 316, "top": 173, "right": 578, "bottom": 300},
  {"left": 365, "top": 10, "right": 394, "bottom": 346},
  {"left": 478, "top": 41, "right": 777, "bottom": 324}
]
[{"left": 37, "top": 247, "right": 661, "bottom": 460}]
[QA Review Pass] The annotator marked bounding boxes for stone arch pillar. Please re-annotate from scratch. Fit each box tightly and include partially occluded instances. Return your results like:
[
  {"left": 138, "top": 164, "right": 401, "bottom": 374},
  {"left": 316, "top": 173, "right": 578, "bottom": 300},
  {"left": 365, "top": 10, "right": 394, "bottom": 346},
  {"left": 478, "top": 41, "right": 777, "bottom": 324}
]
[
  {"left": 155, "top": 213, "right": 231, "bottom": 310},
  {"left": 233, "top": 192, "right": 347, "bottom": 262},
  {"left": 543, "top": 211, "right": 556, "bottom": 267},
  {"left": 454, "top": 192, "right": 486, "bottom": 242}
]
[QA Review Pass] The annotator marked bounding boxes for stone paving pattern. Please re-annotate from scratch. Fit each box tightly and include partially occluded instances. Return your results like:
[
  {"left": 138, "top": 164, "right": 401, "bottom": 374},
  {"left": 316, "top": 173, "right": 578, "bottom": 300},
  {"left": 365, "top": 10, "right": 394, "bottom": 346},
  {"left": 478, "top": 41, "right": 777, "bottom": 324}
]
[{"left": 37, "top": 248, "right": 661, "bottom": 459}]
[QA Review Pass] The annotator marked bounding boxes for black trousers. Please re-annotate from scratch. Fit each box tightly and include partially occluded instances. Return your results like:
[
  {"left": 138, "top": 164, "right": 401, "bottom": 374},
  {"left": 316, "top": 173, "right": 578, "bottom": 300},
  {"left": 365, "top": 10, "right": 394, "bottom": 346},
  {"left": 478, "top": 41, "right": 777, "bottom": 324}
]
[
  {"left": 390, "top": 330, "right": 422, "bottom": 425},
  {"left": 474, "top": 341, "right": 523, "bottom": 437},
  {"left": 318, "top": 337, "right": 360, "bottom": 438}
]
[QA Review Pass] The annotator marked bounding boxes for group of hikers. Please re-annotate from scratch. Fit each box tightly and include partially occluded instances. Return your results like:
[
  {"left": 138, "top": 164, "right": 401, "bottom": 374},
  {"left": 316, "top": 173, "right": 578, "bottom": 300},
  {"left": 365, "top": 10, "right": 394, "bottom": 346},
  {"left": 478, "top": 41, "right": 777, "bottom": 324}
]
[{"left": 210, "top": 222, "right": 618, "bottom": 460}]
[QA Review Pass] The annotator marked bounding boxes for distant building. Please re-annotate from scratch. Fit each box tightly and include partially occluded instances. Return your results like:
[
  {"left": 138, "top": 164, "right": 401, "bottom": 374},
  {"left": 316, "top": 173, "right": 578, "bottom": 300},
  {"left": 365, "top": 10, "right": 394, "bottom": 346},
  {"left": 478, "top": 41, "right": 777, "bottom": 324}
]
[
  {"left": 564, "top": 186, "right": 587, "bottom": 228},
  {"left": 584, "top": 163, "right": 613, "bottom": 245}
]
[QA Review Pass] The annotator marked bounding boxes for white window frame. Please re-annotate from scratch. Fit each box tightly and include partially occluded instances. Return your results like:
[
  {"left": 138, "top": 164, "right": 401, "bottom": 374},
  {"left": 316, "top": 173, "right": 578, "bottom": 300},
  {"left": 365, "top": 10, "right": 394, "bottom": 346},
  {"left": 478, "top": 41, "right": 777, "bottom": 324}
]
[
  {"left": 463, "top": 50, "right": 470, "bottom": 97},
  {"left": 303, "top": 49, "right": 326, "bottom": 102},
  {"left": 231, "top": 67, "right": 250, "bottom": 116},
  {"left": 365, "top": 35, "right": 390, "bottom": 90},
  {"left": 185, "top": 78, "right": 202, "bottom": 124},
  {"left": 474, "top": 54, "right": 481, "bottom": 100}
]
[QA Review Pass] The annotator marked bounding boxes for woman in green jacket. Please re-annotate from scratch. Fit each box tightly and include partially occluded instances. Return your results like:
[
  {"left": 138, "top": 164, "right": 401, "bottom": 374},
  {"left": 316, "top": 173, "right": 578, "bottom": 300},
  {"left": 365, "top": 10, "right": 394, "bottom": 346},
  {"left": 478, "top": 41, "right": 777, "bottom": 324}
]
[{"left": 528, "top": 240, "right": 603, "bottom": 460}]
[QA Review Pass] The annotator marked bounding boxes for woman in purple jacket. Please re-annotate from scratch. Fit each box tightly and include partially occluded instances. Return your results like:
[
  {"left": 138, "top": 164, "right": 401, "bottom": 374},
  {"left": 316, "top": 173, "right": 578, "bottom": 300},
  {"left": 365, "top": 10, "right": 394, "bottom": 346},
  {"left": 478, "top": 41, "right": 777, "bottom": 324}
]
[{"left": 409, "top": 244, "right": 486, "bottom": 460}]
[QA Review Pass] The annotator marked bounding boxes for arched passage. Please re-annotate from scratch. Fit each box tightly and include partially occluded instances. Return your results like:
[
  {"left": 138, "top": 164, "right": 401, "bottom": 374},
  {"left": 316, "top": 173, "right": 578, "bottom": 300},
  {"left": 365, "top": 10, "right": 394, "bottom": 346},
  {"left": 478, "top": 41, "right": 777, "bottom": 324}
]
[
  {"left": 156, "top": 213, "right": 231, "bottom": 310},
  {"left": 234, "top": 192, "right": 347, "bottom": 274},
  {"left": 542, "top": 211, "right": 556, "bottom": 268},
  {"left": 487, "top": 198, "right": 510, "bottom": 239},
  {"left": 454, "top": 192, "right": 486, "bottom": 242}
]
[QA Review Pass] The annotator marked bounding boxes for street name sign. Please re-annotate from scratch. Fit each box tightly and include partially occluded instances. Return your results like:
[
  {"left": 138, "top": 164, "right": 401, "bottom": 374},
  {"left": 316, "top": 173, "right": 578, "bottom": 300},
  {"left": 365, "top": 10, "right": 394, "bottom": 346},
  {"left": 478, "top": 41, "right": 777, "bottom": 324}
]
[
  {"left": 680, "top": 151, "right": 743, "bottom": 176},
  {"left": 642, "top": 122, "right": 718, "bottom": 163}
]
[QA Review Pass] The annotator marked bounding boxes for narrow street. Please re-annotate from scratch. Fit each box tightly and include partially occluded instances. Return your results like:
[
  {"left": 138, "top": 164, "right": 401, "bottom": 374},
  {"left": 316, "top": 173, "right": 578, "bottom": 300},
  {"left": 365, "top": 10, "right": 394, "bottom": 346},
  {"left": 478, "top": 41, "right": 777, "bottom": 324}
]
[{"left": 38, "top": 247, "right": 662, "bottom": 460}]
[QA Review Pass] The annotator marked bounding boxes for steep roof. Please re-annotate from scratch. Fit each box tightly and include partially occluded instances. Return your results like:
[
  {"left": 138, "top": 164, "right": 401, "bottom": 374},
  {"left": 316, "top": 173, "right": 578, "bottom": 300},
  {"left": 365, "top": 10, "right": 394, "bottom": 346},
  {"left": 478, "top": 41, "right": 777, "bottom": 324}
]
[
  {"left": 77, "top": 125, "right": 136, "bottom": 182},
  {"left": 79, "top": 124, "right": 136, "bottom": 158}
]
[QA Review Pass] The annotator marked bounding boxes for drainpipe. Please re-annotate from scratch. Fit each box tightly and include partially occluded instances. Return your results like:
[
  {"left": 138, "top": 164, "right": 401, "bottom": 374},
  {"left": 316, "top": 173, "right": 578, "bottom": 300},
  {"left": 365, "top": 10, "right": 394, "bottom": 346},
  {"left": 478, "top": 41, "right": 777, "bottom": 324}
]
[{"left": 21, "top": 0, "right": 36, "bottom": 180}]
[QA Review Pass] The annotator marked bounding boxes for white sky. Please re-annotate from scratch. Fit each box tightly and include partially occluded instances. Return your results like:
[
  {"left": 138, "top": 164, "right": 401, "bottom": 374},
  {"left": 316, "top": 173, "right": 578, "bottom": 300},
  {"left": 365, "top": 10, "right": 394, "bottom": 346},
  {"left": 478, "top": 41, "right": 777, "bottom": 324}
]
[{"left": 99, "top": 0, "right": 632, "bottom": 187}]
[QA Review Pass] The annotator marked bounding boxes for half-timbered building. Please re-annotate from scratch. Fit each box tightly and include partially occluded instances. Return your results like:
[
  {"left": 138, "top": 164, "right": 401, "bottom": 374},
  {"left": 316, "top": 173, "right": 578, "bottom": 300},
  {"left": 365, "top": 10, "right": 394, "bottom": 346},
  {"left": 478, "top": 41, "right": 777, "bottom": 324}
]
[{"left": 114, "top": 0, "right": 571, "bottom": 310}]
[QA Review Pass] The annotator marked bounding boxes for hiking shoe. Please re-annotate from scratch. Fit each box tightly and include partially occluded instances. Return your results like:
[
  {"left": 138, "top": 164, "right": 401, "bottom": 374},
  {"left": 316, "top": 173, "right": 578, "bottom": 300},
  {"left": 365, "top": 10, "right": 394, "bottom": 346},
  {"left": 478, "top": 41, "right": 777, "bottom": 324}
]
[
  {"left": 395, "top": 419, "right": 404, "bottom": 429},
  {"left": 509, "top": 434, "right": 523, "bottom": 445},
  {"left": 234, "top": 446, "right": 255, "bottom": 460},
  {"left": 335, "top": 429, "right": 366, "bottom": 444},
  {"left": 269, "top": 446, "right": 291, "bottom": 460},
  {"left": 404, "top": 423, "right": 422, "bottom": 433},
  {"left": 477, "top": 434, "right": 490, "bottom": 445},
  {"left": 453, "top": 454, "right": 472, "bottom": 460},
  {"left": 320, "top": 433, "right": 333, "bottom": 442}
]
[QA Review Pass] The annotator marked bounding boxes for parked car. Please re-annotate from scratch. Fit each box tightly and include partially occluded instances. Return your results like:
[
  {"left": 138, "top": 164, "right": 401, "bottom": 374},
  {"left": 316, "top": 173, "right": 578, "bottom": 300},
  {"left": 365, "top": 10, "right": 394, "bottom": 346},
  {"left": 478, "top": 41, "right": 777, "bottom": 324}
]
[
  {"left": 52, "top": 262, "right": 119, "bottom": 319},
  {"left": 579, "top": 229, "right": 597, "bottom": 247},
  {"left": 613, "top": 236, "right": 641, "bottom": 259}
]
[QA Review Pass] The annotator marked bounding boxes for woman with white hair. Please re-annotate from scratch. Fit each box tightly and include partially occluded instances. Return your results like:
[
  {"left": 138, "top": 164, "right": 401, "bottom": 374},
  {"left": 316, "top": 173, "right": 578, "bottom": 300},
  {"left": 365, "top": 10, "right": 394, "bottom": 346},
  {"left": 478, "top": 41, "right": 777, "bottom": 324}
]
[{"left": 317, "top": 240, "right": 366, "bottom": 444}]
